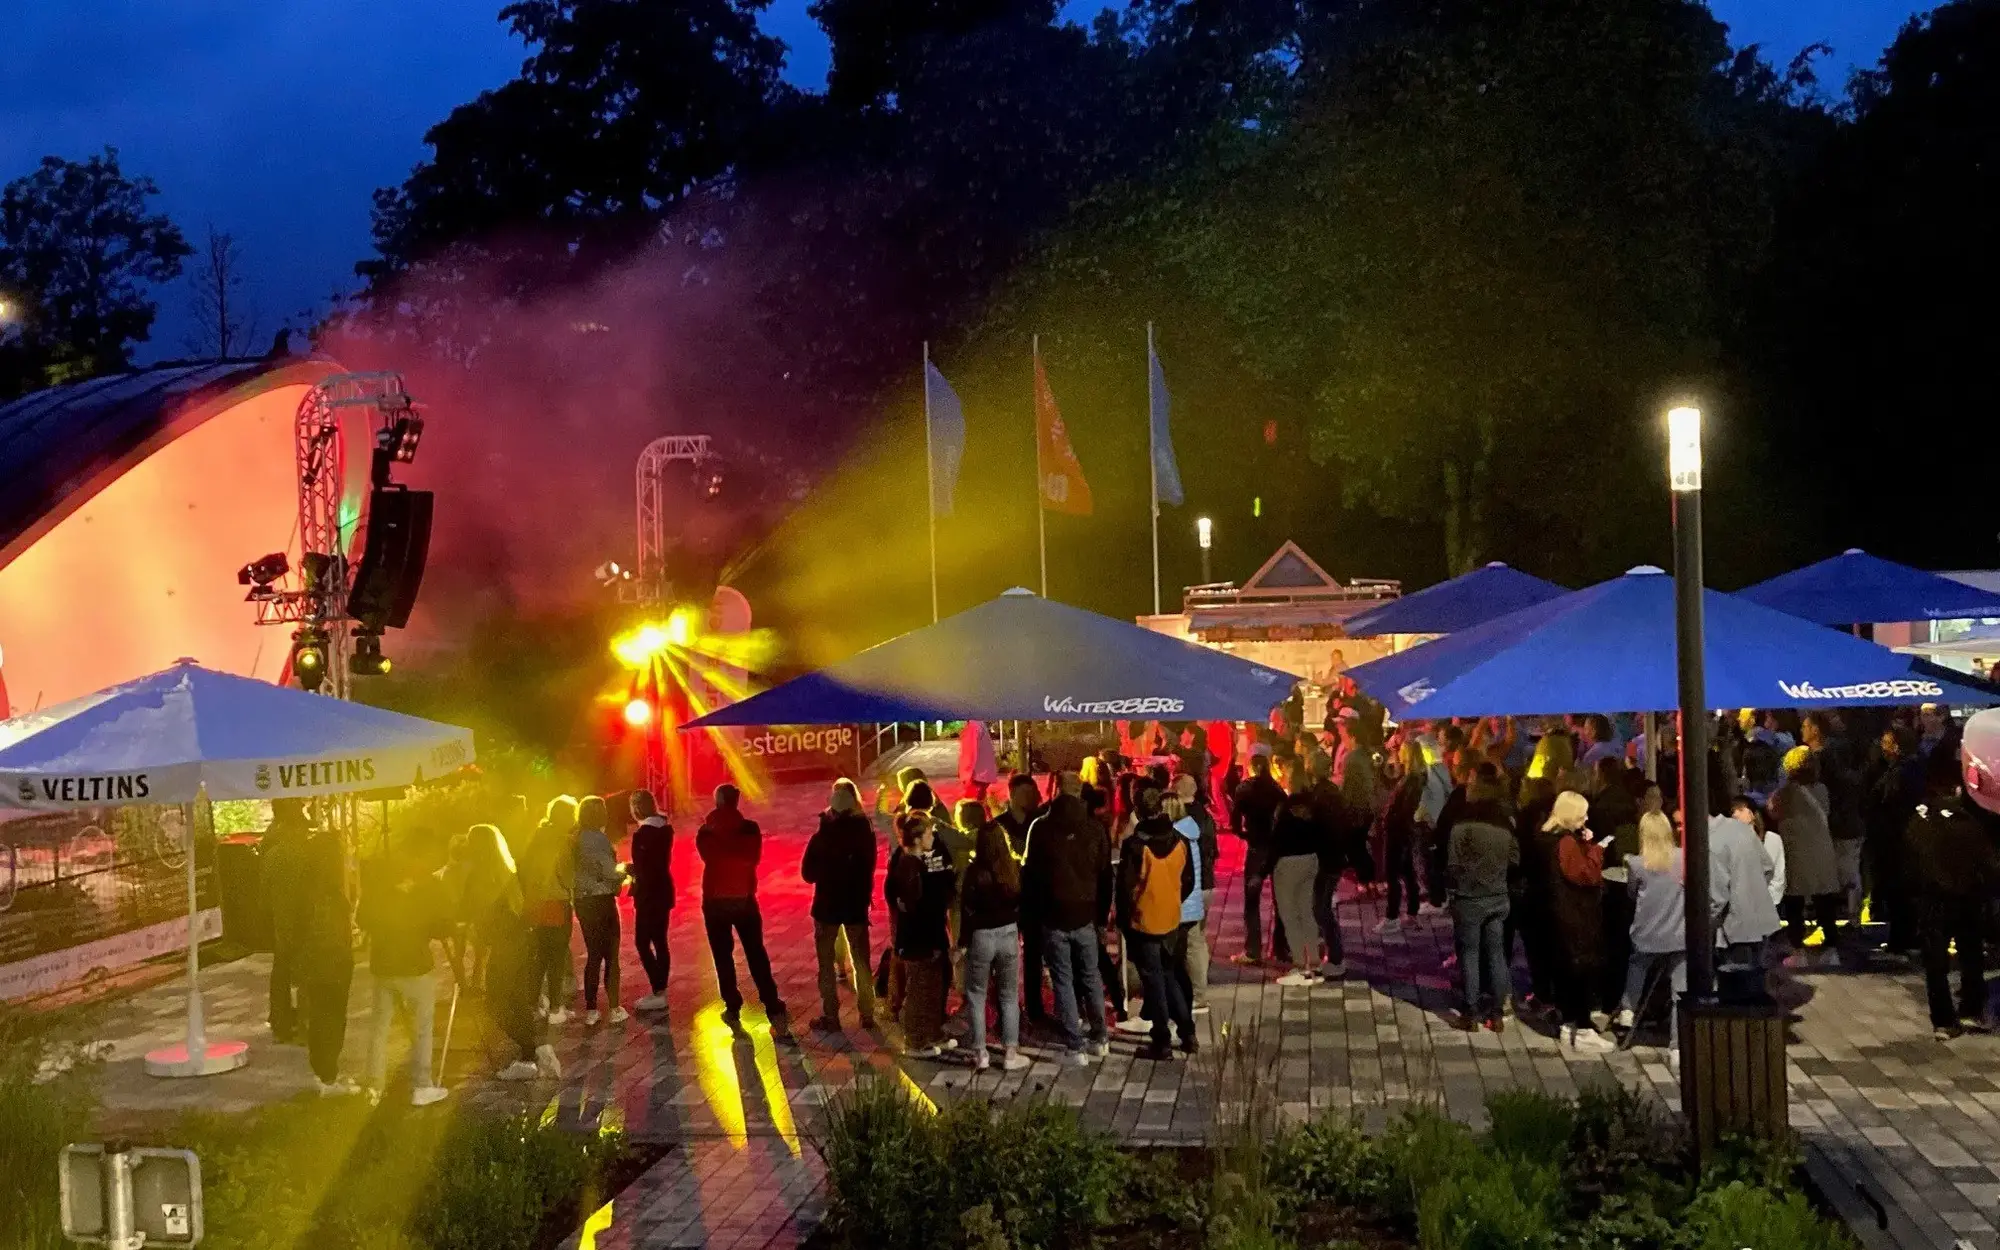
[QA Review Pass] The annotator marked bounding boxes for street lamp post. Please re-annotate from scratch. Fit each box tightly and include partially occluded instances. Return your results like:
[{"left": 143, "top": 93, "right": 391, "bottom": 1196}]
[
  {"left": 1196, "top": 516, "right": 1213, "bottom": 584},
  {"left": 1669, "top": 404, "right": 1714, "bottom": 1002}
]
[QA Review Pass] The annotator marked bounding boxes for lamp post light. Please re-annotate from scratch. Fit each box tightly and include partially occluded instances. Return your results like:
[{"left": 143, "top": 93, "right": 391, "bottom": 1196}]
[
  {"left": 1669, "top": 405, "right": 1714, "bottom": 1004},
  {"left": 1196, "top": 516, "right": 1213, "bottom": 583}
]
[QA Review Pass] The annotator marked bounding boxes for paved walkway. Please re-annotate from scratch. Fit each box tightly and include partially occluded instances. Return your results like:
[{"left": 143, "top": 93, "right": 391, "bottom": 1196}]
[{"left": 62, "top": 785, "right": 2000, "bottom": 1250}]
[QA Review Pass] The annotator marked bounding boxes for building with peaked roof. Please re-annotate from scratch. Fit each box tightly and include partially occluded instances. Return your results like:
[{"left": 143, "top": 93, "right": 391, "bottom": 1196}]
[
  {"left": 0, "top": 357, "right": 348, "bottom": 716},
  {"left": 1139, "top": 541, "right": 1401, "bottom": 723}
]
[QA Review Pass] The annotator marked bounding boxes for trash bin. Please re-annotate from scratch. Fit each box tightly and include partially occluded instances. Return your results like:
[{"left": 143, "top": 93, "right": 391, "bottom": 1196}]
[
  {"left": 214, "top": 834, "right": 273, "bottom": 952},
  {"left": 1679, "top": 999, "right": 1790, "bottom": 1155}
]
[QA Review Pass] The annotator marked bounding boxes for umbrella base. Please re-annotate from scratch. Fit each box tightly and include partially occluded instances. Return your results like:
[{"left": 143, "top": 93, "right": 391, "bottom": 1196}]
[{"left": 143, "top": 1039, "right": 250, "bottom": 1078}]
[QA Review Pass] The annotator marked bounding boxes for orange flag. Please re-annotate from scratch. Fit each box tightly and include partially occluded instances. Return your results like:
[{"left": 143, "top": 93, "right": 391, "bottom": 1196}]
[{"left": 1035, "top": 355, "right": 1093, "bottom": 516}]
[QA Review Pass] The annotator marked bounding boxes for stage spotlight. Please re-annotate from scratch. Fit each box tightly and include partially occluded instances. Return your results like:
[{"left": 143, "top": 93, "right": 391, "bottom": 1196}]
[
  {"left": 291, "top": 627, "right": 329, "bottom": 692},
  {"left": 350, "top": 629, "right": 392, "bottom": 677},
  {"left": 623, "top": 697, "right": 653, "bottom": 727},
  {"left": 237, "top": 552, "right": 290, "bottom": 600}
]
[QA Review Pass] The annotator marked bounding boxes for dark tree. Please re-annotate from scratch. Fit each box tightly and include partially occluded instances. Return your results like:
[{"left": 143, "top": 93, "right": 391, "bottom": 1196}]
[
  {"left": 0, "top": 148, "right": 190, "bottom": 390},
  {"left": 183, "top": 225, "right": 263, "bottom": 358}
]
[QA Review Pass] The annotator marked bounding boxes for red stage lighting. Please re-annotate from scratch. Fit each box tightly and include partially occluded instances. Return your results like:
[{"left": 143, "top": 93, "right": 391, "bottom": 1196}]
[{"left": 623, "top": 697, "right": 653, "bottom": 727}]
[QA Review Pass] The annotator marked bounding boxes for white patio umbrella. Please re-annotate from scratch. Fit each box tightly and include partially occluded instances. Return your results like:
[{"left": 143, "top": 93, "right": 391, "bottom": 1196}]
[{"left": 0, "top": 660, "right": 475, "bottom": 1077}]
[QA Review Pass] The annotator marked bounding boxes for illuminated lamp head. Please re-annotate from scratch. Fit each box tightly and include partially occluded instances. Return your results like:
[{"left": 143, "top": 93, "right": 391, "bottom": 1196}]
[
  {"left": 292, "top": 628, "right": 329, "bottom": 693},
  {"left": 624, "top": 697, "right": 654, "bottom": 727}
]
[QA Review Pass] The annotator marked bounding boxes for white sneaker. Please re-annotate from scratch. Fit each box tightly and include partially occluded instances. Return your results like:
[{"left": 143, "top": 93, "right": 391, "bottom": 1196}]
[
  {"left": 546, "top": 1008, "right": 570, "bottom": 1025},
  {"left": 1001, "top": 1049, "right": 1032, "bottom": 1072},
  {"left": 497, "top": 1060, "right": 538, "bottom": 1082},
  {"left": 535, "top": 1044, "right": 562, "bottom": 1080},
  {"left": 634, "top": 994, "right": 666, "bottom": 1011},
  {"left": 1374, "top": 918, "right": 1403, "bottom": 937},
  {"left": 1115, "top": 1016, "right": 1153, "bottom": 1036},
  {"left": 1613, "top": 1008, "right": 1636, "bottom": 1030},
  {"left": 316, "top": 1077, "right": 361, "bottom": 1098},
  {"left": 1275, "top": 971, "right": 1319, "bottom": 987},
  {"left": 1419, "top": 902, "right": 1444, "bottom": 916},
  {"left": 585, "top": 1010, "right": 601, "bottom": 1027},
  {"left": 972, "top": 1051, "right": 990, "bottom": 1073},
  {"left": 1067, "top": 1049, "right": 1093, "bottom": 1067},
  {"left": 410, "top": 1085, "right": 449, "bottom": 1108},
  {"left": 1089, "top": 1039, "right": 1111, "bottom": 1058},
  {"left": 1668, "top": 1049, "right": 1682, "bottom": 1075},
  {"left": 1590, "top": 1010, "right": 1612, "bottom": 1032},
  {"left": 1564, "top": 1026, "right": 1616, "bottom": 1055},
  {"left": 906, "top": 1044, "right": 943, "bottom": 1059},
  {"left": 1321, "top": 962, "right": 1346, "bottom": 979},
  {"left": 609, "top": 1007, "right": 629, "bottom": 1024},
  {"left": 1192, "top": 1001, "right": 1211, "bottom": 1014}
]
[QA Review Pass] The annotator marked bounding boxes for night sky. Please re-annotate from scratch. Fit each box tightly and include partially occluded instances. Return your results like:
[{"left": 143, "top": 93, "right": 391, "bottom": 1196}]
[{"left": 0, "top": 0, "right": 1933, "bottom": 359}]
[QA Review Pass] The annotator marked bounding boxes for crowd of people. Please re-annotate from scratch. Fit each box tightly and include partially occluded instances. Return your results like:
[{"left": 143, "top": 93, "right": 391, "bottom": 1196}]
[{"left": 256, "top": 697, "right": 1997, "bottom": 1103}]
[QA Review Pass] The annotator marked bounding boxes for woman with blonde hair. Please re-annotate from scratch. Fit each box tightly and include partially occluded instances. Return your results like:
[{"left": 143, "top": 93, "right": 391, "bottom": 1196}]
[
  {"left": 463, "top": 824, "right": 560, "bottom": 1081},
  {"left": 1615, "top": 811, "right": 1686, "bottom": 1058},
  {"left": 519, "top": 796, "right": 579, "bottom": 1024},
  {"left": 1543, "top": 790, "right": 1612, "bottom": 1053}
]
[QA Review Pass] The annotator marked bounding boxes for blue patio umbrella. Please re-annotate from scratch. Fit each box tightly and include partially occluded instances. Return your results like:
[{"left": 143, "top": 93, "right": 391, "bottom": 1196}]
[
  {"left": 1344, "top": 567, "right": 2000, "bottom": 720},
  {"left": 686, "top": 589, "right": 1298, "bottom": 727},
  {"left": 1737, "top": 548, "right": 2000, "bottom": 625},
  {"left": 1340, "top": 562, "right": 1568, "bottom": 638}
]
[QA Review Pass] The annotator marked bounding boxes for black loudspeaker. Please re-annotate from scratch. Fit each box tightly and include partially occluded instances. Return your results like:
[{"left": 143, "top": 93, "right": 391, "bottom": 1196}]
[{"left": 345, "top": 488, "right": 433, "bottom": 629}]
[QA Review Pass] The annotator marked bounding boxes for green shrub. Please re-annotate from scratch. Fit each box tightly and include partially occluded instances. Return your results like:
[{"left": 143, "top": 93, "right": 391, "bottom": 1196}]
[
  {"left": 1566, "top": 1084, "right": 1688, "bottom": 1207},
  {"left": 1378, "top": 1105, "right": 1478, "bottom": 1217},
  {"left": 1269, "top": 1115, "right": 1388, "bottom": 1212},
  {"left": 1483, "top": 1090, "right": 1575, "bottom": 1167},
  {"left": 1416, "top": 1156, "right": 1561, "bottom": 1250},
  {"left": 1684, "top": 1182, "right": 1851, "bottom": 1250},
  {"left": 0, "top": 1016, "right": 99, "bottom": 1250},
  {"left": 815, "top": 1080, "right": 1123, "bottom": 1250},
  {"left": 1573, "top": 1193, "right": 1689, "bottom": 1250},
  {"left": 1699, "top": 1131, "right": 1805, "bottom": 1195}
]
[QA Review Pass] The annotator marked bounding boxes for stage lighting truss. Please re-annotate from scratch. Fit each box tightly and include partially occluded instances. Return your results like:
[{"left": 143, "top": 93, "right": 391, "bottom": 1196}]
[
  {"left": 243, "top": 373, "right": 421, "bottom": 650},
  {"left": 628, "top": 434, "right": 713, "bottom": 605},
  {"left": 237, "top": 552, "right": 291, "bottom": 601}
]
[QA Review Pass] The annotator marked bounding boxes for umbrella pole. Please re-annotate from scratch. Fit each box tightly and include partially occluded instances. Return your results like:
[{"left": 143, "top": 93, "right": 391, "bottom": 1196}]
[{"left": 145, "top": 791, "right": 249, "bottom": 1077}]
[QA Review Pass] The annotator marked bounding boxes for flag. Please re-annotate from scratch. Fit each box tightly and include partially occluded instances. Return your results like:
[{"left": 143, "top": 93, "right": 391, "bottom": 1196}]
[
  {"left": 1035, "top": 355, "right": 1093, "bottom": 516},
  {"left": 1149, "top": 342, "right": 1185, "bottom": 507},
  {"left": 925, "top": 360, "right": 966, "bottom": 516}
]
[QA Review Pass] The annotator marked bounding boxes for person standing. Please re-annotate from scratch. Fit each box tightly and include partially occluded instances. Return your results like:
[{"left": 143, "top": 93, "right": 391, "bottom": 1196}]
[
  {"left": 1771, "top": 751, "right": 1842, "bottom": 952},
  {"left": 519, "top": 797, "right": 579, "bottom": 1024},
  {"left": 1232, "top": 754, "right": 1290, "bottom": 965},
  {"left": 260, "top": 798, "right": 312, "bottom": 1045},
  {"left": 1376, "top": 742, "right": 1429, "bottom": 934},
  {"left": 1118, "top": 792, "right": 1198, "bottom": 1061},
  {"left": 991, "top": 775, "right": 1046, "bottom": 1023},
  {"left": 1269, "top": 789, "right": 1325, "bottom": 988},
  {"left": 961, "top": 805, "right": 1031, "bottom": 1071},
  {"left": 1447, "top": 776, "right": 1518, "bottom": 1030},
  {"left": 357, "top": 842, "right": 452, "bottom": 1106},
  {"left": 959, "top": 720, "right": 999, "bottom": 803},
  {"left": 888, "top": 811, "right": 958, "bottom": 1056},
  {"left": 1708, "top": 805, "right": 1784, "bottom": 1001},
  {"left": 697, "top": 784, "right": 788, "bottom": 1033},
  {"left": 1172, "top": 773, "right": 1219, "bottom": 1007},
  {"left": 1804, "top": 714, "right": 1867, "bottom": 930},
  {"left": 1904, "top": 752, "right": 1997, "bottom": 1039},
  {"left": 1615, "top": 812, "right": 1687, "bottom": 1058},
  {"left": 1544, "top": 791, "right": 1612, "bottom": 1054},
  {"left": 802, "top": 779, "right": 877, "bottom": 1032},
  {"left": 1865, "top": 725, "right": 1923, "bottom": 951},
  {"left": 295, "top": 815, "right": 359, "bottom": 1094},
  {"left": 461, "top": 824, "right": 561, "bottom": 1082},
  {"left": 572, "top": 796, "right": 628, "bottom": 1026},
  {"left": 627, "top": 790, "right": 675, "bottom": 1013},
  {"left": 1023, "top": 771, "right": 1112, "bottom": 1066}
]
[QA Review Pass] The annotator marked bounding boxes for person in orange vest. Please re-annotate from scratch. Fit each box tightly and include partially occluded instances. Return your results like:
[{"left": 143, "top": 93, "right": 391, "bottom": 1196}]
[{"left": 1117, "top": 786, "right": 1197, "bottom": 1061}]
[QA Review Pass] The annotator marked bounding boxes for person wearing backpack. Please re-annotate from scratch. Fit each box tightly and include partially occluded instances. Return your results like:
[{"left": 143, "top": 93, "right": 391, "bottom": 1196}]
[{"left": 1117, "top": 789, "right": 1197, "bottom": 1060}]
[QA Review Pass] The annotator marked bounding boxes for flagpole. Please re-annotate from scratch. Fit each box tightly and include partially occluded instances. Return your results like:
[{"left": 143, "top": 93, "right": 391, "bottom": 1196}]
[
  {"left": 1148, "top": 321, "right": 1161, "bottom": 616},
  {"left": 923, "top": 341, "right": 939, "bottom": 623},
  {"left": 1034, "top": 334, "right": 1048, "bottom": 598}
]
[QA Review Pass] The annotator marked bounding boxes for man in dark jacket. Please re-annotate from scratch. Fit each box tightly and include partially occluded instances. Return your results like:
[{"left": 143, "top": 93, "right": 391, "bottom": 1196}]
[
  {"left": 357, "top": 842, "right": 452, "bottom": 1105},
  {"left": 1023, "top": 771, "right": 1112, "bottom": 1064},
  {"left": 1231, "top": 753, "right": 1290, "bottom": 965},
  {"left": 627, "top": 789, "right": 675, "bottom": 1013},
  {"left": 260, "top": 799, "right": 312, "bottom": 1044},
  {"left": 989, "top": 774, "right": 1048, "bottom": 1022},
  {"left": 697, "top": 785, "right": 787, "bottom": 1032},
  {"left": 1448, "top": 783, "right": 1520, "bottom": 1029},
  {"left": 801, "top": 779, "right": 877, "bottom": 1031},
  {"left": 1905, "top": 753, "right": 1997, "bottom": 1039},
  {"left": 284, "top": 817, "right": 358, "bottom": 1094}
]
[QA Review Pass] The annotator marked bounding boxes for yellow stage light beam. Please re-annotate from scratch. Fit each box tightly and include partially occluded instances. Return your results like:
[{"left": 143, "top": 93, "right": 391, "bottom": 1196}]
[
  {"left": 749, "top": 1016, "right": 802, "bottom": 1157},
  {"left": 688, "top": 1003, "right": 749, "bottom": 1148}
]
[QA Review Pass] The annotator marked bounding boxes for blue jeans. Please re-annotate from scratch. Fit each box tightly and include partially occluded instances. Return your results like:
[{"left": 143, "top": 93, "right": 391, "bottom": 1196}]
[
  {"left": 963, "top": 924, "right": 1021, "bottom": 1053},
  {"left": 1453, "top": 894, "right": 1511, "bottom": 1016},
  {"left": 1042, "top": 924, "right": 1106, "bottom": 1053}
]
